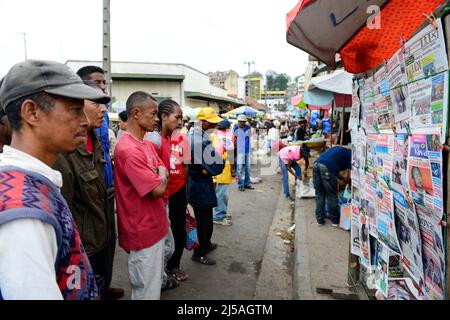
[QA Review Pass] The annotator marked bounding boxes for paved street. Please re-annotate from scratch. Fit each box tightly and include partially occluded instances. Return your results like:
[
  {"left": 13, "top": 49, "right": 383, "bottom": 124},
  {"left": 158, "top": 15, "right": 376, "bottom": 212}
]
[{"left": 111, "top": 157, "right": 294, "bottom": 300}]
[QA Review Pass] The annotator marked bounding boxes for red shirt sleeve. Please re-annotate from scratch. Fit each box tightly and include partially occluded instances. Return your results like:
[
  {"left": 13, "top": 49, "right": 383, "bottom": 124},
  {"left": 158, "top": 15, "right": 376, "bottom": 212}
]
[
  {"left": 181, "top": 135, "right": 191, "bottom": 165},
  {"left": 124, "top": 153, "right": 163, "bottom": 198}
]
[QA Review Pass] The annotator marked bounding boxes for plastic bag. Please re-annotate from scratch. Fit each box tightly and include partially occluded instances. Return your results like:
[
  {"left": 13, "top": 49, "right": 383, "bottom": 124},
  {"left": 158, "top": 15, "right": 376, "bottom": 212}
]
[
  {"left": 296, "top": 179, "right": 316, "bottom": 198},
  {"left": 185, "top": 208, "right": 200, "bottom": 251}
]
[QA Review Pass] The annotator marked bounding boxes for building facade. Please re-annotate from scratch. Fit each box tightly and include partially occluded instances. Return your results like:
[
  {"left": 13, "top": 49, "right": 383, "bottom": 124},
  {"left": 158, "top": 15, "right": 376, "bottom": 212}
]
[{"left": 66, "top": 60, "right": 244, "bottom": 113}]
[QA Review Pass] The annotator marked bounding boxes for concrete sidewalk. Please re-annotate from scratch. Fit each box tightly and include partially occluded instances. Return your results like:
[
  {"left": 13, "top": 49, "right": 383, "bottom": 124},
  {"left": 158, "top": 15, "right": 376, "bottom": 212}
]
[{"left": 293, "top": 195, "right": 358, "bottom": 300}]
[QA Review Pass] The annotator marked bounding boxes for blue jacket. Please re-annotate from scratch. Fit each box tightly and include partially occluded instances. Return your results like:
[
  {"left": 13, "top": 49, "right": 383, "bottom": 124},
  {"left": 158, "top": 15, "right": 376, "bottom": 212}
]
[
  {"left": 95, "top": 112, "right": 114, "bottom": 188},
  {"left": 188, "top": 128, "right": 225, "bottom": 209}
]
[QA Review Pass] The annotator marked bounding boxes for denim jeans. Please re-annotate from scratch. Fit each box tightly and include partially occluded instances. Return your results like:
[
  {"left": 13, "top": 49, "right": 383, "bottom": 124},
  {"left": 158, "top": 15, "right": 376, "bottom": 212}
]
[
  {"left": 213, "top": 183, "right": 231, "bottom": 221},
  {"left": 279, "top": 156, "right": 302, "bottom": 198},
  {"left": 313, "top": 163, "right": 339, "bottom": 224},
  {"left": 237, "top": 152, "right": 251, "bottom": 188}
]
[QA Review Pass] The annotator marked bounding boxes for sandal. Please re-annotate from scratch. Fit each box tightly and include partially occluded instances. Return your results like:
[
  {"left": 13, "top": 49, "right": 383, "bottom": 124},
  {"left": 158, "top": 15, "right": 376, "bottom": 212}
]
[
  {"left": 192, "top": 255, "right": 216, "bottom": 265},
  {"left": 168, "top": 268, "right": 189, "bottom": 281},
  {"left": 161, "top": 276, "right": 179, "bottom": 292}
]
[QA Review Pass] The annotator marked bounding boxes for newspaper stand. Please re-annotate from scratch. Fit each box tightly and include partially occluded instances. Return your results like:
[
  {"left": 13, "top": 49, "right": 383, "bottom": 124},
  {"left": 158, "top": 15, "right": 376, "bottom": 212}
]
[{"left": 347, "top": 6, "right": 450, "bottom": 300}]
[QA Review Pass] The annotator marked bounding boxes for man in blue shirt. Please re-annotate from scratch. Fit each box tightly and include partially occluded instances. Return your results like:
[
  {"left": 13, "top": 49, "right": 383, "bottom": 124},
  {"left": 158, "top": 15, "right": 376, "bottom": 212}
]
[
  {"left": 76, "top": 66, "right": 123, "bottom": 300},
  {"left": 233, "top": 114, "right": 254, "bottom": 191},
  {"left": 313, "top": 146, "right": 352, "bottom": 226}
]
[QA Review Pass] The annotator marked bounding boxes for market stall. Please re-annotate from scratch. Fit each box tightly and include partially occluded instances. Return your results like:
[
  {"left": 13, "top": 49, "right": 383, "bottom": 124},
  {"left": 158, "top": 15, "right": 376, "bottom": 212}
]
[{"left": 287, "top": 0, "right": 450, "bottom": 300}]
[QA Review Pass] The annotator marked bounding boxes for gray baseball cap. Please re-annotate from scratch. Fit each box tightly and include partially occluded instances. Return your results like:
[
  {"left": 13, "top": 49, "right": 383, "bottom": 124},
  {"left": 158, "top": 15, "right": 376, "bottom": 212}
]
[{"left": 0, "top": 60, "right": 110, "bottom": 111}]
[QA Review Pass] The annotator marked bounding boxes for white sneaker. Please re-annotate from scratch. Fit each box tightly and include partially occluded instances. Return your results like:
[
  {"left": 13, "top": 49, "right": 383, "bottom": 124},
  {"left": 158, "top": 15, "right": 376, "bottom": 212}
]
[
  {"left": 332, "top": 223, "right": 339, "bottom": 227},
  {"left": 213, "top": 219, "right": 232, "bottom": 226}
]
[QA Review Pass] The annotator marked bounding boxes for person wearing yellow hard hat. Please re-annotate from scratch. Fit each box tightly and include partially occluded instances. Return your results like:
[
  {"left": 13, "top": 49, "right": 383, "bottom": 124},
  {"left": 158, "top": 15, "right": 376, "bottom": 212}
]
[{"left": 188, "top": 107, "right": 225, "bottom": 265}]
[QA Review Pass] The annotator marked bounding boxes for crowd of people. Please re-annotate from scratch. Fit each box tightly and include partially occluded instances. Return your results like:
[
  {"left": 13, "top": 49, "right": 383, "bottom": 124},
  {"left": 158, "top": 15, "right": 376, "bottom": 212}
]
[
  {"left": 0, "top": 59, "right": 353, "bottom": 301},
  {"left": 0, "top": 60, "right": 271, "bottom": 300}
]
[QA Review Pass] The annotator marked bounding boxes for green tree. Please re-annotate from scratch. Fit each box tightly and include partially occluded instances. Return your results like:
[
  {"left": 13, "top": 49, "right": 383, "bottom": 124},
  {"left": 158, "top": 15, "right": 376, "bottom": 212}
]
[
  {"left": 274, "top": 74, "right": 290, "bottom": 91},
  {"left": 266, "top": 75, "right": 275, "bottom": 91}
]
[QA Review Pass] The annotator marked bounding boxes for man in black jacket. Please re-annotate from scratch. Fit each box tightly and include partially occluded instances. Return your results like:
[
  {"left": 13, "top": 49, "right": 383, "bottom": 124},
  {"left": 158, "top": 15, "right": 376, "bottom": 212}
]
[
  {"left": 188, "top": 107, "right": 225, "bottom": 266},
  {"left": 53, "top": 81, "right": 117, "bottom": 299}
]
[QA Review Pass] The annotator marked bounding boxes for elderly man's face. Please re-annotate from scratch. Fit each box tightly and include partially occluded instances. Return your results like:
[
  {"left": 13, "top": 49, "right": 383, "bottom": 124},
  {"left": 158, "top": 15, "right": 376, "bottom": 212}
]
[{"left": 38, "top": 96, "right": 89, "bottom": 153}]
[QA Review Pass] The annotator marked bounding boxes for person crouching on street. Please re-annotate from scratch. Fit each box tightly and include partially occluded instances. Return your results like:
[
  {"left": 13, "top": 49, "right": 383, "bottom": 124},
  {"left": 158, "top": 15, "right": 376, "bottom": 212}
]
[
  {"left": 279, "top": 145, "right": 303, "bottom": 199},
  {"left": 313, "top": 146, "right": 351, "bottom": 226}
]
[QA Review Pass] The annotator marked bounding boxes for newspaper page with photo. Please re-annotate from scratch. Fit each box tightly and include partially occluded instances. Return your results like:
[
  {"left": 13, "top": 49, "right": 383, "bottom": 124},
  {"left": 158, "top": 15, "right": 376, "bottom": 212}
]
[
  {"left": 374, "top": 67, "right": 396, "bottom": 132},
  {"left": 386, "top": 49, "right": 410, "bottom": 127},
  {"left": 375, "top": 185, "right": 401, "bottom": 255},
  {"left": 387, "top": 278, "right": 420, "bottom": 300},
  {"left": 415, "top": 204, "right": 445, "bottom": 300},
  {"left": 408, "top": 133, "right": 443, "bottom": 212},
  {"left": 392, "top": 189, "right": 424, "bottom": 286},
  {"left": 404, "top": 19, "right": 449, "bottom": 142},
  {"left": 408, "top": 131, "right": 444, "bottom": 299},
  {"left": 376, "top": 134, "right": 394, "bottom": 189},
  {"left": 375, "top": 243, "right": 389, "bottom": 297},
  {"left": 391, "top": 132, "right": 409, "bottom": 192}
]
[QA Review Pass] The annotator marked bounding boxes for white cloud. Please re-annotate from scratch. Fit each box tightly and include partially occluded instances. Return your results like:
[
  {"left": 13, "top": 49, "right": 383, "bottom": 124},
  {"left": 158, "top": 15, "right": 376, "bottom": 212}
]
[{"left": 0, "top": 0, "right": 308, "bottom": 78}]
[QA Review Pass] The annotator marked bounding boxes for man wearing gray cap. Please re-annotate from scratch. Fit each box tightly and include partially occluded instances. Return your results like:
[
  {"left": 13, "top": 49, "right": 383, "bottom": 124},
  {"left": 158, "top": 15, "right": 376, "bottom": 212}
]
[{"left": 0, "top": 60, "right": 109, "bottom": 300}]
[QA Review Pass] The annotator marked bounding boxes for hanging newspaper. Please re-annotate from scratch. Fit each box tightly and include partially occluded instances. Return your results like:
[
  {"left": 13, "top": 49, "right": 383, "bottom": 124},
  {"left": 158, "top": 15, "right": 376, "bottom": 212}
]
[
  {"left": 415, "top": 204, "right": 445, "bottom": 300},
  {"left": 360, "top": 76, "right": 377, "bottom": 132},
  {"left": 351, "top": 205, "right": 361, "bottom": 257},
  {"left": 392, "top": 189, "right": 424, "bottom": 286},
  {"left": 391, "top": 133, "right": 409, "bottom": 192},
  {"left": 408, "top": 132, "right": 443, "bottom": 212},
  {"left": 375, "top": 242, "right": 389, "bottom": 298},
  {"left": 374, "top": 67, "right": 395, "bottom": 132},
  {"left": 349, "top": 82, "right": 361, "bottom": 130},
  {"left": 376, "top": 186, "right": 401, "bottom": 255},
  {"left": 351, "top": 130, "right": 367, "bottom": 188},
  {"left": 376, "top": 134, "right": 394, "bottom": 189},
  {"left": 386, "top": 49, "right": 410, "bottom": 127},
  {"left": 387, "top": 278, "right": 420, "bottom": 300},
  {"left": 365, "top": 133, "right": 379, "bottom": 237},
  {"left": 404, "top": 19, "right": 449, "bottom": 142},
  {"left": 359, "top": 213, "right": 371, "bottom": 268}
]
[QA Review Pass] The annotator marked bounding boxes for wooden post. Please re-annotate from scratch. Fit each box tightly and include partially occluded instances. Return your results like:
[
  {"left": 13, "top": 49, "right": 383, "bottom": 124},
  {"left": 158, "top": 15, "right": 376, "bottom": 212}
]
[{"left": 340, "top": 105, "right": 345, "bottom": 146}]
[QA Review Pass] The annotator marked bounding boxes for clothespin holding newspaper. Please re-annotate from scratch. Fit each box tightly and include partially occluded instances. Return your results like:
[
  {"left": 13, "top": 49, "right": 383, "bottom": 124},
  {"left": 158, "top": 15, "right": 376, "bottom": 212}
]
[
  {"left": 390, "top": 122, "right": 397, "bottom": 137},
  {"left": 423, "top": 12, "right": 438, "bottom": 30},
  {"left": 400, "top": 37, "right": 406, "bottom": 54},
  {"left": 405, "top": 123, "right": 412, "bottom": 137},
  {"left": 438, "top": 219, "right": 447, "bottom": 228},
  {"left": 383, "top": 59, "right": 388, "bottom": 75}
]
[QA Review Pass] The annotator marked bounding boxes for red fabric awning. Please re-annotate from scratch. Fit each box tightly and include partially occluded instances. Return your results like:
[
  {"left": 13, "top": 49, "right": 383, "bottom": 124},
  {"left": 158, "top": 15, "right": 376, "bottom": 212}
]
[{"left": 286, "top": 0, "right": 445, "bottom": 73}]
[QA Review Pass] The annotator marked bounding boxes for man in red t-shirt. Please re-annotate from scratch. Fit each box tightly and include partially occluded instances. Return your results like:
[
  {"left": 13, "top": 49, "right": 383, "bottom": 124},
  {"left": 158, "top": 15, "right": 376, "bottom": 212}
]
[{"left": 114, "top": 91, "right": 169, "bottom": 300}]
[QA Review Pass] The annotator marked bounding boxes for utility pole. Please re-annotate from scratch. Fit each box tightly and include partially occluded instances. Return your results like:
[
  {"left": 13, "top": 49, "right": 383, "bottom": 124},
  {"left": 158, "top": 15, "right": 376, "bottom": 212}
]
[
  {"left": 243, "top": 61, "right": 255, "bottom": 99},
  {"left": 18, "top": 32, "right": 27, "bottom": 60},
  {"left": 103, "top": 0, "right": 112, "bottom": 96}
]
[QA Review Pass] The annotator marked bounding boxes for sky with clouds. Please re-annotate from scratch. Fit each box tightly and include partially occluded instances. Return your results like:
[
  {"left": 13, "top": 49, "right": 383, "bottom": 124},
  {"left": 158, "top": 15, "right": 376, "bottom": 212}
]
[{"left": 0, "top": 0, "right": 308, "bottom": 79}]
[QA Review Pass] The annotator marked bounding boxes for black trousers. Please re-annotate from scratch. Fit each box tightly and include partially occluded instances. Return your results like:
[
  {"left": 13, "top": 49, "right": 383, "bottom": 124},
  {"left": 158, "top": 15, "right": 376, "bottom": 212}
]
[
  {"left": 193, "top": 207, "right": 214, "bottom": 257},
  {"left": 167, "top": 185, "right": 187, "bottom": 270},
  {"left": 89, "top": 231, "right": 116, "bottom": 300}
]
